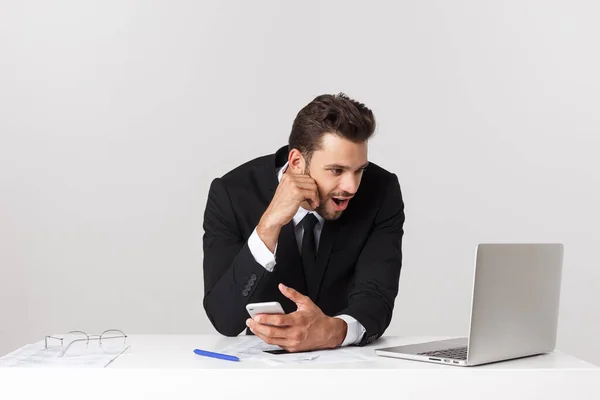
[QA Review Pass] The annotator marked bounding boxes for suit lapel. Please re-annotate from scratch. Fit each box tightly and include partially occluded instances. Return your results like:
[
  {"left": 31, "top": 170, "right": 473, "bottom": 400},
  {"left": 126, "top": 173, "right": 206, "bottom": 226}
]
[
  {"left": 276, "top": 221, "right": 301, "bottom": 265},
  {"left": 308, "top": 218, "right": 342, "bottom": 303},
  {"left": 275, "top": 221, "right": 308, "bottom": 305}
]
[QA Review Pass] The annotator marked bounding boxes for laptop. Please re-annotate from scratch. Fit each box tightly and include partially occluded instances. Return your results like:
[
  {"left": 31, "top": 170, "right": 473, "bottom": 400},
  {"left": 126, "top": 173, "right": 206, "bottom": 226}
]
[{"left": 375, "top": 243, "right": 564, "bottom": 366}]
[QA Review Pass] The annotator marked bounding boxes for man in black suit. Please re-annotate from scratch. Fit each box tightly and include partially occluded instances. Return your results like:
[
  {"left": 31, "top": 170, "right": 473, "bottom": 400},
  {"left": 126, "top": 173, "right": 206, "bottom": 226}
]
[{"left": 203, "top": 93, "right": 405, "bottom": 352}]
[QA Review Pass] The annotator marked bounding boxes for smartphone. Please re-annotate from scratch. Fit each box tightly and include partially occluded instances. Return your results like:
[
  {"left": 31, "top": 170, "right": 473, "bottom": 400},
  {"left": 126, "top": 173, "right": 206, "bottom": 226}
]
[
  {"left": 263, "top": 348, "right": 314, "bottom": 355},
  {"left": 263, "top": 349, "right": 290, "bottom": 355},
  {"left": 245, "top": 301, "right": 285, "bottom": 319}
]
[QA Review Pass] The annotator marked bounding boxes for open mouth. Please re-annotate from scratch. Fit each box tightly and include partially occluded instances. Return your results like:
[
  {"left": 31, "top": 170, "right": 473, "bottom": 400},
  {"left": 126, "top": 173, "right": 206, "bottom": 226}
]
[{"left": 331, "top": 197, "right": 351, "bottom": 211}]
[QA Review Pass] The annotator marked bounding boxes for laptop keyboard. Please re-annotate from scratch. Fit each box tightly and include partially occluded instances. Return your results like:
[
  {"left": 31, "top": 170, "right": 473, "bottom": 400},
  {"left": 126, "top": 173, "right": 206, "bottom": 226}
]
[{"left": 418, "top": 346, "right": 468, "bottom": 360}]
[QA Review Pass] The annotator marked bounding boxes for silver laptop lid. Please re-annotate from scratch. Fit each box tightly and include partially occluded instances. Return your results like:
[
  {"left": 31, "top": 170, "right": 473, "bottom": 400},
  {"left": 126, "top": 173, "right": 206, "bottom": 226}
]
[{"left": 466, "top": 243, "right": 564, "bottom": 365}]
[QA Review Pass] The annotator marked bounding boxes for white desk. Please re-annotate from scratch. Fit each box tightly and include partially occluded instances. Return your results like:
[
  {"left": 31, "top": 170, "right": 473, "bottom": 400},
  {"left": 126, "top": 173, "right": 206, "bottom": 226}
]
[
  {"left": 111, "top": 334, "right": 596, "bottom": 369},
  {"left": 1, "top": 334, "right": 598, "bottom": 400}
]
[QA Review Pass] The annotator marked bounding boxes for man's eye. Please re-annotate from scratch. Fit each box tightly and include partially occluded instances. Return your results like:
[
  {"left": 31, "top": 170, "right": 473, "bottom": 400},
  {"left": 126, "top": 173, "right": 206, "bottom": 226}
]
[{"left": 331, "top": 169, "right": 343, "bottom": 175}]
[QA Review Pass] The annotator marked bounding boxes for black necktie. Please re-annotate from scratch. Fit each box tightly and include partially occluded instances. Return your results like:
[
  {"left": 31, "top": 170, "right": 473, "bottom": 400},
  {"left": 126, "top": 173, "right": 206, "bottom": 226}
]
[{"left": 301, "top": 213, "right": 318, "bottom": 290}]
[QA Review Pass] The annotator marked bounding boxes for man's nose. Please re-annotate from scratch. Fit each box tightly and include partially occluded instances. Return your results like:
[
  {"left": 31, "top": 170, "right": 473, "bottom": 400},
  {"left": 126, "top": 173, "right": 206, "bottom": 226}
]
[{"left": 339, "top": 173, "right": 360, "bottom": 195}]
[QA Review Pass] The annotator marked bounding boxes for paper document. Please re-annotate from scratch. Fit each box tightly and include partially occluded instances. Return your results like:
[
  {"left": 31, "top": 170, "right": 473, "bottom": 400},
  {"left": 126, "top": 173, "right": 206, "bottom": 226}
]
[
  {"left": 0, "top": 342, "right": 129, "bottom": 368},
  {"left": 220, "top": 336, "right": 374, "bottom": 366}
]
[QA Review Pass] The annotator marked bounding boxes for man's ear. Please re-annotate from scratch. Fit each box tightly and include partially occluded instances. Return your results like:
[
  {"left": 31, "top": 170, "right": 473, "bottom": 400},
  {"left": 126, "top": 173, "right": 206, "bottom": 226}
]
[{"left": 287, "top": 149, "right": 306, "bottom": 174}]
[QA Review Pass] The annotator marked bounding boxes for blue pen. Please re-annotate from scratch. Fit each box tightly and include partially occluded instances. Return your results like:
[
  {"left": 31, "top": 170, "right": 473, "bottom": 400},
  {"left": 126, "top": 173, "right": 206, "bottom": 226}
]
[{"left": 193, "top": 349, "right": 240, "bottom": 362}]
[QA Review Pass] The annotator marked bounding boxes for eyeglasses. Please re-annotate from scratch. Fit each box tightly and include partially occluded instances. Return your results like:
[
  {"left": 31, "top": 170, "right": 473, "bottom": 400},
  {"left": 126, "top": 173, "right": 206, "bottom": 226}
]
[{"left": 44, "top": 329, "right": 128, "bottom": 357}]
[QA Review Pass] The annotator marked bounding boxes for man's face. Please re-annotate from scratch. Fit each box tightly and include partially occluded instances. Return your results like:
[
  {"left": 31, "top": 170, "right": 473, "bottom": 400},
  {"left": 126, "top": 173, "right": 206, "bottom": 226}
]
[{"left": 304, "top": 133, "right": 369, "bottom": 220}]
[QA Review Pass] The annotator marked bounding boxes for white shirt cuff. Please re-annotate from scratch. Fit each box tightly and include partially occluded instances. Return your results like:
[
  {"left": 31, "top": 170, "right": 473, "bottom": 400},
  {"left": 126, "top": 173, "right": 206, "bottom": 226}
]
[
  {"left": 334, "top": 314, "right": 367, "bottom": 346},
  {"left": 248, "top": 227, "right": 277, "bottom": 272}
]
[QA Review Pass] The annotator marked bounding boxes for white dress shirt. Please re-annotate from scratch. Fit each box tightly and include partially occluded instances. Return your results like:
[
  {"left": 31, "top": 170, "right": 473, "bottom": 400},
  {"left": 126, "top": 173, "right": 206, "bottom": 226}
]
[{"left": 247, "top": 162, "right": 366, "bottom": 347}]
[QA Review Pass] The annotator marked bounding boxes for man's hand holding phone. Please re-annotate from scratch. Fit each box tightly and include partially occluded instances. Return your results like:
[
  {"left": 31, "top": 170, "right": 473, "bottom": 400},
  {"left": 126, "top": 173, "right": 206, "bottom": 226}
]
[{"left": 245, "top": 284, "right": 347, "bottom": 353}]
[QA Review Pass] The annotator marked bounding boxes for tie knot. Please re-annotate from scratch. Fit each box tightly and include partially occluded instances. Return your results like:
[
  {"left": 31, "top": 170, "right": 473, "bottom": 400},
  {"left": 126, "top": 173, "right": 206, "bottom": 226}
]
[{"left": 301, "top": 213, "right": 318, "bottom": 231}]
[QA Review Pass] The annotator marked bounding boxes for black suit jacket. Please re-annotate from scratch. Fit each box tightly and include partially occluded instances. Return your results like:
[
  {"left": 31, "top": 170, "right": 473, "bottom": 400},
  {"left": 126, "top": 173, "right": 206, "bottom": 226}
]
[{"left": 202, "top": 145, "right": 405, "bottom": 346}]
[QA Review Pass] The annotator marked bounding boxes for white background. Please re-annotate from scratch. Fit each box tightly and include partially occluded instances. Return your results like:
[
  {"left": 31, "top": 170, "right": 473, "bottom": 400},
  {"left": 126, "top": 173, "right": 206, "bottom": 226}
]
[{"left": 1, "top": 0, "right": 598, "bottom": 365}]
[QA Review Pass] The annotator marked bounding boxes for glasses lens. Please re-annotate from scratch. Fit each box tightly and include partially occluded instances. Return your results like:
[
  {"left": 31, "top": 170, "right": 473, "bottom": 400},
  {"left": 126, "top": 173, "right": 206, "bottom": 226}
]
[
  {"left": 100, "top": 330, "right": 126, "bottom": 354},
  {"left": 62, "top": 331, "right": 89, "bottom": 356}
]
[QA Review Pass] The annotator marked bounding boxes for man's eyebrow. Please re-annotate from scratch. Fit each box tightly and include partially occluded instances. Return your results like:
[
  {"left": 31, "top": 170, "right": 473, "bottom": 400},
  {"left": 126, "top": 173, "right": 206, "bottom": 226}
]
[{"left": 324, "top": 162, "right": 369, "bottom": 170}]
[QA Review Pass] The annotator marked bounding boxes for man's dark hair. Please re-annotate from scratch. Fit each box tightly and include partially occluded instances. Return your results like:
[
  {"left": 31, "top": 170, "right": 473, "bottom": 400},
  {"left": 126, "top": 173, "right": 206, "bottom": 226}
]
[{"left": 288, "top": 93, "right": 376, "bottom": 163}]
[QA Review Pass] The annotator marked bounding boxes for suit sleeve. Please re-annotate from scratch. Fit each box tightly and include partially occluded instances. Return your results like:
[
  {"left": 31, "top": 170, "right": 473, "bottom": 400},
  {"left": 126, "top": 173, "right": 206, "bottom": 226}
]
[
  {"left": 202, "top": 177, "right": 274, "bottom": 336},
  {"left": 336, "top": 173, "right": 405, "bottom": 346}
]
